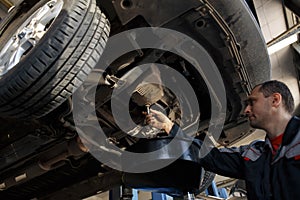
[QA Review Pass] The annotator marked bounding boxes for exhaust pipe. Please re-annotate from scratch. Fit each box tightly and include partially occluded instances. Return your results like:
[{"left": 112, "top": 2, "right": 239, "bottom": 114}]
[
  {"left": 39, "top": 137, "right": 88, "bottom": 171},
  {"left": 0, "top": 137, "right": 88, "bottom": 190}
]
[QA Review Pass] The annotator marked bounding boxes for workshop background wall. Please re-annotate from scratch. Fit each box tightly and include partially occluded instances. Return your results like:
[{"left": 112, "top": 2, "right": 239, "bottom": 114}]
[{"left": 254, "top": 0, "right": 300, "bottom": 107}]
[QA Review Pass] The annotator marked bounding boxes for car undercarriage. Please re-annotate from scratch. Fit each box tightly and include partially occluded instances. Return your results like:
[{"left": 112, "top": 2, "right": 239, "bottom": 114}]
[{"left": 0, "top": 0, "right": 270, "bottom": 199}]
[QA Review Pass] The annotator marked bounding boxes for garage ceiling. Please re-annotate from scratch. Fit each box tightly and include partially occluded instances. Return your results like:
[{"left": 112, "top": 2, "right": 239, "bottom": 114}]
[{"left": 254, "top": 0, "right": 300, "bottom": 113}]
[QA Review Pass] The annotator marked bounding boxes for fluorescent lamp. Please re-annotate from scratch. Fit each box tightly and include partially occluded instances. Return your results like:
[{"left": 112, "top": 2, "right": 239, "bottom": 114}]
[{"left": 268, "top": 34, "right": 298, "bottom": 55}]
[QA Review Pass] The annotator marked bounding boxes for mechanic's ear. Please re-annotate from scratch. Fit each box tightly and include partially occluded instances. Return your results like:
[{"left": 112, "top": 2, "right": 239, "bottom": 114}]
[{"left": 272, "top": 93, "right": 282, "bottom": 108}]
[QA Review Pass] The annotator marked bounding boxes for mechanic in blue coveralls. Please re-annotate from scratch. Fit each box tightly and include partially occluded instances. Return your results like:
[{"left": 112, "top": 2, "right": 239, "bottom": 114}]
[{"left": 145, "top": 80, "right": 300, "bottom": 200}]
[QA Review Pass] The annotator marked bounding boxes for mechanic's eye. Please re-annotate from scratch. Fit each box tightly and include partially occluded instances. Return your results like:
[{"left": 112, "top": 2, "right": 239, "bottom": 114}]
[{"left": 244, "top": 99, "right": 253, "bottom": 107}]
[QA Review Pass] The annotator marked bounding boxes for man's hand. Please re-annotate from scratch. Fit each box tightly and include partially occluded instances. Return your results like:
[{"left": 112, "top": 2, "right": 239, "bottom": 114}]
[{"left": 145, "top": 109, "right": 174, "bottom": 134}]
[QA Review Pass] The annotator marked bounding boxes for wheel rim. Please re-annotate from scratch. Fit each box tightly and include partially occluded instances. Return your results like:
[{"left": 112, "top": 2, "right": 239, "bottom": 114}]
[{"left": 0, "top": 0, "right": 63, "bottom": 78}]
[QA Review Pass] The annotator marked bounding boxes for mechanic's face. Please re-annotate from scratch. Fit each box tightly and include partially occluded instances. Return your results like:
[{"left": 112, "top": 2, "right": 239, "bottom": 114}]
[{"left": 244, "top": 86, "right": 273, "bottom": 129}]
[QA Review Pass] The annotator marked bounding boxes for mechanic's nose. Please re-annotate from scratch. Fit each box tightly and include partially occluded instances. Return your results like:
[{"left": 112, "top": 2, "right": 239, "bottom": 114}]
[{"left": 243, "top": 105, "right": 251, "bottom": 115}]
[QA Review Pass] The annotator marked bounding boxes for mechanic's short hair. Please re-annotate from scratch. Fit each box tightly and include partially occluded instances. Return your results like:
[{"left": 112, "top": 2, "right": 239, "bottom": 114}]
[{"left": 256, "top": 80, "right": 294, "bottom": 114}]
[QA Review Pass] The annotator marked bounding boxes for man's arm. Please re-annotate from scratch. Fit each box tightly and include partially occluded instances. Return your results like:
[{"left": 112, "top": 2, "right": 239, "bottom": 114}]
[
  {"left": 146, "top": 109, "right": 246, "bottom": 179},
  {"left": 200, "top": 146, "right": 246, "bottom": 179}
]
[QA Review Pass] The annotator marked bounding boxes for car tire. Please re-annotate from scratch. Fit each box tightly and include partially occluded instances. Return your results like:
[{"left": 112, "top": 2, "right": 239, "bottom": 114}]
[{"left": 0, "top": 0, "right": 110, "bottom": 118}]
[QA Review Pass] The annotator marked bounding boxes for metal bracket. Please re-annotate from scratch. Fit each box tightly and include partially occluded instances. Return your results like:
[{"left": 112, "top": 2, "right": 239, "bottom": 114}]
[{"left": 112, "top": 0, "right": 201, "bottom": 26}]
